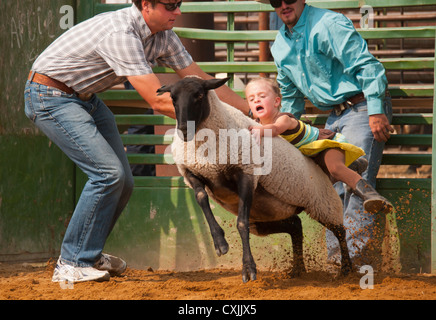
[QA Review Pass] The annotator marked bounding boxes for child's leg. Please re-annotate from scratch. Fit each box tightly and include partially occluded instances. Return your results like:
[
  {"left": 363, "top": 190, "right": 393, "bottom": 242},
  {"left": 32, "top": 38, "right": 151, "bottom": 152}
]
[
  {"left": 319, "top": 148, "right": 361, "bottom": 189},
  {"left": 318, "top": 148, "right": 393, "bottom": 214}
]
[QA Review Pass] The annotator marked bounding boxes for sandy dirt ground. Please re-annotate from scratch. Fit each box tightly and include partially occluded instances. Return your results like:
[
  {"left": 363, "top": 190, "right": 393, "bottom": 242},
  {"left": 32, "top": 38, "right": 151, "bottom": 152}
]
[{"left": 1, "top": 260, "right": 436, "bottom": 300}]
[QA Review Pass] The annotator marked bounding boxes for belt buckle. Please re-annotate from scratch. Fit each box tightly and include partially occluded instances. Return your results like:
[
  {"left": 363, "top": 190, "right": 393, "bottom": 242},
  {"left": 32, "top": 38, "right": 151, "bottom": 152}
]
[
  {"left": 78, "top": 93, "right": 93, "bottom": 101},
  {"left": 335, "top": 103, "right": 346, "bottom": 116},
  {"left": 334, "top": 100, "right": 352, "bottom": 116}
]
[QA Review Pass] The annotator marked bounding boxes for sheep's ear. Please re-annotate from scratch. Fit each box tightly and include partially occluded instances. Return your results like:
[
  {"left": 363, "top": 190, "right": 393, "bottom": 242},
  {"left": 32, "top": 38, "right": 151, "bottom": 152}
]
[
  {"left": 157, "top": 85, "right": 171, "bottom": 96},
  {"left": 203, "top": 77, "right": 231, "bottom": 91}
]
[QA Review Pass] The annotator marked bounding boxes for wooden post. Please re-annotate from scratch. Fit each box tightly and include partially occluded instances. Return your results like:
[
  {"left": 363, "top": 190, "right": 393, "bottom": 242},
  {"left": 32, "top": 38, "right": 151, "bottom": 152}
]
[{"left": 259, "top": 11, "right": 269, "bottom": 77}]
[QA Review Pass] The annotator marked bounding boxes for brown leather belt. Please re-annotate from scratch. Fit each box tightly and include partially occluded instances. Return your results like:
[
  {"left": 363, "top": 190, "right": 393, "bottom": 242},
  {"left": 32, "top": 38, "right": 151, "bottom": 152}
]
[
  {"left": 28, "top": 71, "right": 75, "bottom": 95},
  {"left": 333, "top": 91, "right": 390, "bottom": 116}
]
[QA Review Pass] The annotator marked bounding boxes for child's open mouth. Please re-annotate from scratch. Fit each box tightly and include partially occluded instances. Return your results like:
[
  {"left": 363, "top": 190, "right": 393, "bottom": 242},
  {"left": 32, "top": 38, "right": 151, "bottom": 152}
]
[{"left": 256, "top": 105, "right": 264, "bottom": 112}]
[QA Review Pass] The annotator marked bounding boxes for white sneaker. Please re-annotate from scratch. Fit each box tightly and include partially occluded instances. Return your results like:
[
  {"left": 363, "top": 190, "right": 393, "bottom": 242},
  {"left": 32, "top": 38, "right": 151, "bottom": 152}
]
[
  {"left": 52, "top": 260, "right": 110, "bottom": 283},
  {"left": 94, "top": 253, "right": 127, "bottom": 276}
]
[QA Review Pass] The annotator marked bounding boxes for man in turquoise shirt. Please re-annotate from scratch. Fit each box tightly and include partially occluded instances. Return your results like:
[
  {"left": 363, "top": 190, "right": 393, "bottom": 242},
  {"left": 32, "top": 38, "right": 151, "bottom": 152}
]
[{"left": 262, "top": 0, "right": 394, "bottom": 269}]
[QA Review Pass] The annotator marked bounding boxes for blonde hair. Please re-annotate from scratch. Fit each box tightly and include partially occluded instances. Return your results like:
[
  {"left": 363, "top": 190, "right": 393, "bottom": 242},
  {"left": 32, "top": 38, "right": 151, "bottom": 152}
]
[{"left": 246, "top": 77, "right": 282, "bottom": 109}]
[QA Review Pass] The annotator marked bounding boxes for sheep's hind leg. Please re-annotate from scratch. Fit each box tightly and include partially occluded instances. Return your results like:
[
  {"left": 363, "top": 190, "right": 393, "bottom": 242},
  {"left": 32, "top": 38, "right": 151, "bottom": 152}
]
[
  {"left": 323, "top": 223, "right": 353, "bottom": 276},
  {"left": 236, "top": 172, "right": 257, "bottom": 283},
  {"left": 251, "top": 215, "right": 306, "bottom": 277}
]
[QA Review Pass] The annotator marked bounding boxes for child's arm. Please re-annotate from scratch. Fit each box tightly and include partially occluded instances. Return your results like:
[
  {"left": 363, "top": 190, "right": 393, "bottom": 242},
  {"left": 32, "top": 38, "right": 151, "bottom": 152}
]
[{"left": 249, "top": 114, "right": 299, "bottom": 143}]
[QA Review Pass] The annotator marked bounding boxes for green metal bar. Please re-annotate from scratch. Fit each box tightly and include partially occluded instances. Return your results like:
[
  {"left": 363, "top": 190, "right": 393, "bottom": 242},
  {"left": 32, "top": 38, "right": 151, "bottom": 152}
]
[
  {"left": 127, "top": 153, "right": 173, "bottom": 165},
  {"left": 227, "top": 0, "right": 235, "bottom": 89},
  {"left": 361, "top": 0, "right": 436, "bottom": 8},
  {"left": 101, "top": 85, "right": 433, "bottom": 100},
  {"left": 98, "top": 90, "right": 142, "bottom": 100},
  {"left": 380, "top": 57, "right": 435, "bottom": 70},
  {"left": 358, "top": 27, "right": 436, "bottom": 40},
  {"left": 153, "top": 61, "right": 278, "bottom": 74},
  {"left": 390, "top": 113, "right": 434, "bottom": 125},
  {"left": 431, "top": 32, "right": 436, "bottom": 274},
  {"left": 152, "top": 58, "right": 433, "bottom": 74},
  {"left": 121, "top": 134, "right": 173, "bottom": 146},
  {"left": 385, "top": 134, "right": 432, "bottom": 146},
  {"left": 125, "top": 149, "right": 430, "bottom": 166},
  {"left": 173, "top": 26, "right": 436, "bottom": 42},
  {"left": 174, "top": 27, "right": 276, "bottom": 41},
  {"left": 115, "top": 114, "right": 433, "bottom": 127},
  {"left": 94, "top": 1, "right": 436, "bottom": 14},
  {"left": 115, "top": 115, "right": 176, "bottom": 126},
  {"left": 305, "top": 113, "right": 433, "bottom": 126},
  {"left": 121, "top": 132, "right": 432, "bottom": 155},
  {"left": 381, "top": 154, "right": 431, "bottom": 165},
  {"left": 133, "top": 176, "right": 187, "bottom": 188},
  {"left": 376, "top": 178, "right": 431, "bottom": 190},
  {"left": 388, "top": 85, "right": 434, "bottom": 97}
]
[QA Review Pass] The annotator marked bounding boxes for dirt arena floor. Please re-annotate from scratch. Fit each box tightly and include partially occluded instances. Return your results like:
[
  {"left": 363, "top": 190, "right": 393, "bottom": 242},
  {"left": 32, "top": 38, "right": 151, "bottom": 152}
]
[
  {"left": 1, "top": 165, "right": 434, "bottom": 301},
  {"left": 1, "top": 261, "right": 436, "bottom": 300}
]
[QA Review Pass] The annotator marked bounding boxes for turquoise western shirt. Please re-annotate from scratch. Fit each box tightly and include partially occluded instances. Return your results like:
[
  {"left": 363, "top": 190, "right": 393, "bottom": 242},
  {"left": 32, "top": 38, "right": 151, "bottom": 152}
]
[{"left": 271, "top": 5, "right": 388, "bottom": 119}]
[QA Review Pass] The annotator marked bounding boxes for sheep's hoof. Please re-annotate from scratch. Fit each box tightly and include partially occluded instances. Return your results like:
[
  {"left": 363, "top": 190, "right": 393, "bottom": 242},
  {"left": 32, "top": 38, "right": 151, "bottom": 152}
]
[
  {"left": 340, "top": 263, "right": 353, "bottom": 277},
  {"left": 241, "top": 264, "right": 257, "bottom": 283},
  {"left": 288, "top": 266, "right": 306, "bottom": 278},
  {"left": 214, "top": 239, "right": 229, "bottom": 257}
]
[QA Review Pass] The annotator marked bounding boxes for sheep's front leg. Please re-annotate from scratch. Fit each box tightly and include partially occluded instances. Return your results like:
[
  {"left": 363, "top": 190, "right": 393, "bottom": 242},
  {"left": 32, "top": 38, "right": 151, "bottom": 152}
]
[
  {"left": 236, "top": 172, "right": 256, "bottom": 283},
  {"left": 185, "top": 171, "right": 229, "bottom": 257}
]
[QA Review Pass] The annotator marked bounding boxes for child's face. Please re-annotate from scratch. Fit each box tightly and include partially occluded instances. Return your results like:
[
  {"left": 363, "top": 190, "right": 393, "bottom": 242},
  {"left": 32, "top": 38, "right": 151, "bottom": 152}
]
[{"left": 246, "top": 81, "right": 281, "bottom": 123}]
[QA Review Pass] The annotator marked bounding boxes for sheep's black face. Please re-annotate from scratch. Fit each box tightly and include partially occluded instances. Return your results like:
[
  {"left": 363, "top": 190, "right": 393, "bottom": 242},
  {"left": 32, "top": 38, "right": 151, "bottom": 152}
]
[{"left": 157, "top": 77, "right": 230, "bottom": 142}]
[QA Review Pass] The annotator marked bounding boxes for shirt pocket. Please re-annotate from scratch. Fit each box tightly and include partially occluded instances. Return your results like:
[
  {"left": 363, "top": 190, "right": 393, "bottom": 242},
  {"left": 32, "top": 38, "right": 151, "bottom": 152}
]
[{"left": 305, "top": 54, "right": 330, "bottom": 81}]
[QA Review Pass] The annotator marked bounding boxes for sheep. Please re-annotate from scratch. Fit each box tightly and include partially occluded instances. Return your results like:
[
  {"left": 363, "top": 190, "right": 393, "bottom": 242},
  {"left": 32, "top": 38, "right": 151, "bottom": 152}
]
[{"left": 157, "top": 76, "right": 352, "bottom": 282}]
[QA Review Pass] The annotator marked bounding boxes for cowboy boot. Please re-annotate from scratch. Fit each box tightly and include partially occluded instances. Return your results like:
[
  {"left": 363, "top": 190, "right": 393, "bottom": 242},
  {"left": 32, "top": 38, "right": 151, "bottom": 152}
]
[
  {"left": 348, "top": 157, "right": 368, "bottom": 175},
  {"left": 353, "top": 179, "right": 393, "bottom": 214},
  {"left": 345, "top": 157, "right": 369, "bottom": 193}
]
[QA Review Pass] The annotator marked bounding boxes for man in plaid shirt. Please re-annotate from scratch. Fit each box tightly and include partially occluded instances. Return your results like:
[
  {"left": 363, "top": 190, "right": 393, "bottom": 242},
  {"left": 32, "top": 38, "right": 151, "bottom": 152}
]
[{"left": 25, "top": 0, "right": 247, "bottom": 283}]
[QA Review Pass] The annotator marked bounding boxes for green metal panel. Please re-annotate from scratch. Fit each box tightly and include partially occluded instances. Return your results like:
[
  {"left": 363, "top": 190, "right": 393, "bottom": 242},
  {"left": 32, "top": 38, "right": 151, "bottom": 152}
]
[
  {"left": 0, "top": 0, "right": 76, "bottom": 262},
  {"left": 0, "top": 136, "right": 75, "bottom": 261},
  {"left": 76, "top": 0, "right": 99, "bottom": 23},
  {"left": 378, "top": 182, "right": 432, "bottom": 273},
  {"left": 432, "top": 34, "right": 436, "bottom": 274}
]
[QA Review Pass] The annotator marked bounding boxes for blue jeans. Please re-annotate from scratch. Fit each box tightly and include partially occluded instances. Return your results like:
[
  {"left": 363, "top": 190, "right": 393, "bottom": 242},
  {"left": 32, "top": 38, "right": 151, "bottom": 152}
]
[
  {"left": 24, "top": 81, "right": 134, "bottom": 267},
  {"left": 324, "top": 98, "right": 393, "bottom": 266}
]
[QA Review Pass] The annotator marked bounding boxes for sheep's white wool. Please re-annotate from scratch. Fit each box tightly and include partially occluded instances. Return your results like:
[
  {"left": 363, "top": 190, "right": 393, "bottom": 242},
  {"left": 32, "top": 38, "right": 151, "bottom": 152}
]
[{"left": 172, "top": 89, "right": 343, "bottom": 226}]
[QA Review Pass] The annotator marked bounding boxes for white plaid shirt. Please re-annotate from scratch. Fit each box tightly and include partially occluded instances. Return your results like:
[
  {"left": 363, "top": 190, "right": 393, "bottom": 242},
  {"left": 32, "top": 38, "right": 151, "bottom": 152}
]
[{"left": 32, "top": 5, "right": 193, "bottom": 94}]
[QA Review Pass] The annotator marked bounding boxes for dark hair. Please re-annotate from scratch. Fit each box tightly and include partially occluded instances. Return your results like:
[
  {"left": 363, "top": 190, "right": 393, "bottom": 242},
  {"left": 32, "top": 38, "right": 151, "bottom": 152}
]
[{"left": 133, "top": 0, "right": 158, "bottom": 10}]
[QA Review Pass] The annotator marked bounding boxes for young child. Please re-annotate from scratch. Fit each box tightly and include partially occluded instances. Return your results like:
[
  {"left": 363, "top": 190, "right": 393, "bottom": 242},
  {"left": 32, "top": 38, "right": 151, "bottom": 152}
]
[{"left": 246, "top": 77, "right": 392, "bottom": 214}]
